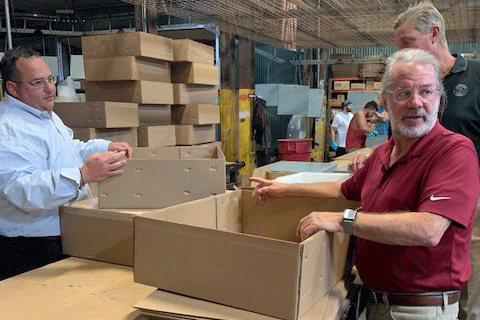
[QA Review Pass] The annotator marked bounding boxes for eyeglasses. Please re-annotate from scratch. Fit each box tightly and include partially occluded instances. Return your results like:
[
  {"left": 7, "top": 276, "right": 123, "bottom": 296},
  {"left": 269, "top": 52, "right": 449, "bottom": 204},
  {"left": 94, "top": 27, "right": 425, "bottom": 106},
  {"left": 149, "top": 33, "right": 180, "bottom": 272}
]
[
  {"left": 387, "top": 85, "right": 439, "bottom": 103},
  {"left": 11, "top": 75, "right": 57, "bottom": 88}
]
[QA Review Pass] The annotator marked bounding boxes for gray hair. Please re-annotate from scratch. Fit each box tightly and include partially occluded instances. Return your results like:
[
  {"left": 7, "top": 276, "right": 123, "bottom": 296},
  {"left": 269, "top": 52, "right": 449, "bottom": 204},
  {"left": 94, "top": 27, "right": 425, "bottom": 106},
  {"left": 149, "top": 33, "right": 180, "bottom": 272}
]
[
  {"left": 381, "top": 48, "right": 443, "bottom": 95},
  {"left": 394, "top": 1, "right": 448, "bottom": 47}
]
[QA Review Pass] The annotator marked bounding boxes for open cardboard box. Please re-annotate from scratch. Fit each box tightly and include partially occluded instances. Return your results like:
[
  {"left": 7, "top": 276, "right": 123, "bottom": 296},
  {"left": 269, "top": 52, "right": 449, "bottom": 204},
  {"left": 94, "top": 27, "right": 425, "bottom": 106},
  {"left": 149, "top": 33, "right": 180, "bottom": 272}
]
[
  {"left": 134, "top": 189, "right": 359, "bottom": 320},
  {"left": 98, "top": 143, "right": 226, "bottom": 209}
]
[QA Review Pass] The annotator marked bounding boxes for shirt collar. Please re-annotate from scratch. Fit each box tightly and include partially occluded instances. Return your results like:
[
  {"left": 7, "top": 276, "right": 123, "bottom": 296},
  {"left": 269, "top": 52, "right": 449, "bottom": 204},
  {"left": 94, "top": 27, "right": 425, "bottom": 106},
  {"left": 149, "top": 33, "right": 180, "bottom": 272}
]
[
  {"left": 378, "top": 120, "right": 442, "bottom": 168},
  {"left": 5, "top": 94, "right": 51, "bottom": 119},
  {"left": 448, "top": 54, "right": 467, "bottom": 75}
]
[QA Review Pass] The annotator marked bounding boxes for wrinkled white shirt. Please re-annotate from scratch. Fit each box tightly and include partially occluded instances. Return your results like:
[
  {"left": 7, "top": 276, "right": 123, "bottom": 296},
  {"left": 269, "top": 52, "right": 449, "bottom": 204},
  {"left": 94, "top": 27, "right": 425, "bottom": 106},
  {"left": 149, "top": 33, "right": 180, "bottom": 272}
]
[{"left": 0, "top": 95, "right": 110, "bottom": 236}]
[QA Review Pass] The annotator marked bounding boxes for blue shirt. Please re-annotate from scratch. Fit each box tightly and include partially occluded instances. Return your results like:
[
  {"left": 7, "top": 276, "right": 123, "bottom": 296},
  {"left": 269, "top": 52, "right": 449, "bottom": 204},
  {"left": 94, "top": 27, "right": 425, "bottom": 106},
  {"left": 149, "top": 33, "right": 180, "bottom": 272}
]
[{"left": 0, "top": 95, "right": 110, "bottom": 237}]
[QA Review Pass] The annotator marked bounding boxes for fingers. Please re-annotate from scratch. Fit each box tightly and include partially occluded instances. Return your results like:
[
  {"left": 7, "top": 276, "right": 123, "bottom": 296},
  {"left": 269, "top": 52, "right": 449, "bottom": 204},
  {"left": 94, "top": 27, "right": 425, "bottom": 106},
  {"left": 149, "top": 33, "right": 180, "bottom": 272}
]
[
  {"left": 108, "top": 142, "right": 133, "bottom": 158},
  {"left": 348, "top": 154, "right": 367, "bottom": 173}
]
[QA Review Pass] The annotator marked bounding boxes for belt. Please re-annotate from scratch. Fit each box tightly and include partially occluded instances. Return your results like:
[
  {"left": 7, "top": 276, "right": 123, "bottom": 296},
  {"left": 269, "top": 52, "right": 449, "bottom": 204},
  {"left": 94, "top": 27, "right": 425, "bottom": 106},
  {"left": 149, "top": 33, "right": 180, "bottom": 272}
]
[{"left": 366, "top": 290, "right": 460, "bottom": 306}]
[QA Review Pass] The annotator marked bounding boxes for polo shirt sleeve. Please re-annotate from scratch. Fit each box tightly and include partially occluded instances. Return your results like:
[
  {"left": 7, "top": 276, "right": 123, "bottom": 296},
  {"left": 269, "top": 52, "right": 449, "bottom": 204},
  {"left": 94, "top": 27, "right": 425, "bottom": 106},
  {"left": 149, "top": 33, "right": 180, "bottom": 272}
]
[
  {"left": 341, "top": 157, "right": 371, "bottom": 201},
  {"left": 419, "top": 141, "right": 480, "bottom": 228}
]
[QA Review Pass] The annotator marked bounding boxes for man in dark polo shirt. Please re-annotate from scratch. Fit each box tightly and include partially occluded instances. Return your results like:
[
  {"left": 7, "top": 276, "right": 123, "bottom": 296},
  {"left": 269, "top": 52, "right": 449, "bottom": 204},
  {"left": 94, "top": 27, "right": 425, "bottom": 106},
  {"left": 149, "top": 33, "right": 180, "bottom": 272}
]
[{"left": 250, "top": 48, "right": 480, "bottom": 320}]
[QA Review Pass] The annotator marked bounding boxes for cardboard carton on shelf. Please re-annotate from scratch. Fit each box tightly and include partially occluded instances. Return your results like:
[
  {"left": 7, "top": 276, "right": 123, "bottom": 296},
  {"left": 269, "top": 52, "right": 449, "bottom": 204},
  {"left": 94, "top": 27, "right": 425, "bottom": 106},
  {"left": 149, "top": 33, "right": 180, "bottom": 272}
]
[
  {"left": 175, "top": 124, "right": 217, "bottom": 145},
  {"left": 172, "top": 104, "right": 220, "bottom": 125},
  {"left": 81, "top": 31, "right": 174, "bottom": 61},
  {"left": 172, "top": 39, "right": 215, "bottom": 64},
  {"left": 84, "top": 56, "right": 171, "bottom": 82},
  {"left": 134, "top": 189, "right": 358, "bottom": 320},
  {"left": 333, "top": 80, "right": 350, "bottom": 91},
  {"left": 350, "top": 83, "right": 366, "bottom": 90},
  {"left": 54, "top": 101, "right": 139, "bottom": 128},
  {"left": 72, "top": 127, "right": 138, "bottom": 147},
  {"left": 137, "top": 125, "right": 176, "bottom": 147},
  {"left": 98, "top": 144, "right": 225, "bottom": 209},
  {"left": 84, "top": 80, "right": 174, "bottom": 105},
  {"left": 171, "top": 62, "right": 219, "bottom": 86}
]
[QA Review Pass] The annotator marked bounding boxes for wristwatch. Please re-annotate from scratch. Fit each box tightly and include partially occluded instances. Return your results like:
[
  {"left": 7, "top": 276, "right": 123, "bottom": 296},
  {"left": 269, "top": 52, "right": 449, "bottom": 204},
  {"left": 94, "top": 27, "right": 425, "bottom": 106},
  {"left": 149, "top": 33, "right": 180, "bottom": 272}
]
[{"left": 343, "top": 209, "right": 357, "bottom": 234}]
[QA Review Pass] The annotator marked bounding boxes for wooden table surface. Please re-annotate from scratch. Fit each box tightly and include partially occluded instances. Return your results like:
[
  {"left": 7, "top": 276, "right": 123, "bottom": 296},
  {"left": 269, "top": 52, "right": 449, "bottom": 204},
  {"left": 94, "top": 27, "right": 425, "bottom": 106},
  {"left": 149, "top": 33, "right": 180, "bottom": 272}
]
[{"left": 0, "top": 257, "right": 156, "bottom": 320}]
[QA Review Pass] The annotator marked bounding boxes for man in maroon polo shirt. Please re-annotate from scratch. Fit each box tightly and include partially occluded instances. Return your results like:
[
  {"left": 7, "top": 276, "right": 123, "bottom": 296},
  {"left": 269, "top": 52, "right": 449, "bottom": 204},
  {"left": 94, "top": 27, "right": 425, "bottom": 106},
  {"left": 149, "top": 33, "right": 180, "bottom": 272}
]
[{"left": 250, "top": 48, "right": 479, "bottom": 320}]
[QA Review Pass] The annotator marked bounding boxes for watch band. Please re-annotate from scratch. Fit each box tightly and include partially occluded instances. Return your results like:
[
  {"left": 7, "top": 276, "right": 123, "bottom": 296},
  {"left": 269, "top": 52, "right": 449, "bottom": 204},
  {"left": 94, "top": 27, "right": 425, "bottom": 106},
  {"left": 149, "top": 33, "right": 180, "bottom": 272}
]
[{"left": 343, "top": 209, "right": 357, "bottom": 234}]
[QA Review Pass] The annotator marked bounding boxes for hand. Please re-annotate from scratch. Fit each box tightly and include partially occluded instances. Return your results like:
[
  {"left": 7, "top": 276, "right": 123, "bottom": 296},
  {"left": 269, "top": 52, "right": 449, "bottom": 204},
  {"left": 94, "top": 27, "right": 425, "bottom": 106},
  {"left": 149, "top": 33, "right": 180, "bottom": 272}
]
[
  {"left": 81, "top": 151, "right": 127, "bottom": 184},
  {"left": 108, "top": 142, "right": 133, "bottom": 158},
  {"left": 348, "top": 153, "right": 368, "bottom": 173},
  {"left": 296, "top": 211, "right": 343, "bottom": 241},
  {"left": 249, "top": 177, "right": 290, "bottom": 203},
  {"left": 331, "top": 141, "right": 338, "bottom": 151}
]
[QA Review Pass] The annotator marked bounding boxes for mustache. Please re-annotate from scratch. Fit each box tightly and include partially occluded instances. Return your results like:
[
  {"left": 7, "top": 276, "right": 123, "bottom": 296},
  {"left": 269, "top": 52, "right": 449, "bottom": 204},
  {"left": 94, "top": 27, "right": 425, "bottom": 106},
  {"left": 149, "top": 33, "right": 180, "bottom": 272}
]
[{"left": 402, "top": 110, "right": 427, "bottom": 118}]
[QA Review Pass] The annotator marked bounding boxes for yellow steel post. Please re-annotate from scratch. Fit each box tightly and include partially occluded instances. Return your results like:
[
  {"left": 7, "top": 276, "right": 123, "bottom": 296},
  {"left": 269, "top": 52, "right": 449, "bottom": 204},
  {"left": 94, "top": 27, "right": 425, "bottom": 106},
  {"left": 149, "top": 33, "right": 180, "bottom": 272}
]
[
  {"left": 238, "top": 89, "right": 255, "bottom": 177},
  {"left": 220, "top": 89, "right": 237, "bottom": 163}
]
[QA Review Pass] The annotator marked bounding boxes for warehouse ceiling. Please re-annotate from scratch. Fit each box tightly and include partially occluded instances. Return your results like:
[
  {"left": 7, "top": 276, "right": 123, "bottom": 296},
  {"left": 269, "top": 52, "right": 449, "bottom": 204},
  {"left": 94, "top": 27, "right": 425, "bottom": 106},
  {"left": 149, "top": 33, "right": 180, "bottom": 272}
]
[
  {"left": 120, "top": 0, "right": 480, "bottom": 50},
  {"left": 0, "top": 0, "right": 479, "bottom": 50}
]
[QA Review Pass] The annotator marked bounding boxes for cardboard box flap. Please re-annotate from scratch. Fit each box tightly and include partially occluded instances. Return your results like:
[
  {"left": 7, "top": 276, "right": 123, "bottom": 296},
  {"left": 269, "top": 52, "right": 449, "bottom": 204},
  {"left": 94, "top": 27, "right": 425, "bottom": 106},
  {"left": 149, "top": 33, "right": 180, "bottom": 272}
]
[
  {"left": 99, "top": 159, "right": 191, "bottom": 208},
  {"left": 215, "top": 191, "right": 242, "bottom": 232},
  {"left": 60, "top": 197, "right": 148, "bottom": 221},
  {"left": 134, "top": 219, "right": 303, "bottom": 320},
  {"left": 298, "top": 232, "right": 350, "bottom": 318},
  {"left": 134, "top": 279, "right": 349, "bottom": 320},
  {"left": 135, "top": 289, "right": 283, "bottom": 320},
  {"left": 241, "top": 189, "right": 359, "bottom": 242},
  {"left": 132, "top": 146, "right": 181, "bottom": 159},
  {"left": 132, "top": 144, "right": 222, "bottom": 160},
  {"left": 178, "top": 144, "right": 223, "bottom": 159},
  {"left": 138, "top": 195, "right": 216, "bottom": 229}
]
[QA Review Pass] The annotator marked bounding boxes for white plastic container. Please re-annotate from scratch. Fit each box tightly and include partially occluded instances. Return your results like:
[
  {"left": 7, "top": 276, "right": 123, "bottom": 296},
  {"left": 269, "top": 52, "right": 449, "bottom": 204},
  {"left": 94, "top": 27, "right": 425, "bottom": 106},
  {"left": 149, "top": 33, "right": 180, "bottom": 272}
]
[{"left": 275, "top": 172, "right": 352, "bottom": 183}]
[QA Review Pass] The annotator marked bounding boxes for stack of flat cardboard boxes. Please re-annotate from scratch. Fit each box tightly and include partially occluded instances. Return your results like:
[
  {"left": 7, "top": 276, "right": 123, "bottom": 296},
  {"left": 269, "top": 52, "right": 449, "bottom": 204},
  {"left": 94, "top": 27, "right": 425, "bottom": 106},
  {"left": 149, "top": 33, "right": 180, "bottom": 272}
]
[
  {"left": 359, "top": 54, "right": 386, "bottom": 78},
  {"left": 171, "top": 39, "right": 220, "bottom": 145}
]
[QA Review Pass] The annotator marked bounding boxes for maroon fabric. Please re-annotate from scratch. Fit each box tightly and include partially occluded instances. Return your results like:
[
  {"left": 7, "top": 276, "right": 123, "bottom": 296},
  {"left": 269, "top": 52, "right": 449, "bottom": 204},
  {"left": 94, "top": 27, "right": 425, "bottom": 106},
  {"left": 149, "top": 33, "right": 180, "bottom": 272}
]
[
  {"left": 346, "top": 126, "right": 367, "bottom": 151},
  {"left": 341, "top": 121, "right": 480, "bottom": 293}
]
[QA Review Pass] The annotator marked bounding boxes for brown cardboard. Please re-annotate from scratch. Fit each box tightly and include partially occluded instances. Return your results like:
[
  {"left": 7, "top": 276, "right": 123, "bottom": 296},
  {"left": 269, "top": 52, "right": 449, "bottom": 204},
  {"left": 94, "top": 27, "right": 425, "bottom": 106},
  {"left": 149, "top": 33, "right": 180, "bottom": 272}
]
[
  {"left": 98, "top": 145, "right": 226, "bottom": 209},
  {"left": 171, "top": 104, "right": 220, "bottom": 125},
  {"left": 81, "top": 31, "right": 174, "bottom": 61},
  {"left": 175, "top": 124, "right": 216, "bottom": 145},
  {"left": 60, "top": 197, "right": 154, "bottom": 266},
  {"left": 134, "top": 189, "right": 358, "bottom": 320},
  {"left": 137, "top": 125, "right": 176, "bottom": 147},
  {"left": 373, "top": 81, "right": 382, "bottom": 90},
  {"left": 84, "top": 56, "right": 171, "bottom": 82},
  {"left": 350, "top": 83, "right": 366, "bottom": 90},
  {"left": 333, "top": 80, "right": 349, "bottom": 90},
  {"left": 60, "top": 196, "right": 217, "bottom": 267},
  {"left": 171, "top": 62, "right": 218, "bottom": 85},
  {"left": 72, "top": 127, "right": 138, "bottom": 147},
  {"left": 134, "top": 279, "right": 349, "bottom": 320},
  {"left": 85, "top": 80, "right": 174, "bottom": 104},
  {"left": 54, "top": 101, "right": 139, "bottom": 128},
  {"left": 172, "top": 39, "right": 214, "bottom": 64},
  {"left": 173, "top": 83, "right": 218, "bottom": 105},
  {"left": 138, "top": 104, "right": 171, "bottom": 125}
]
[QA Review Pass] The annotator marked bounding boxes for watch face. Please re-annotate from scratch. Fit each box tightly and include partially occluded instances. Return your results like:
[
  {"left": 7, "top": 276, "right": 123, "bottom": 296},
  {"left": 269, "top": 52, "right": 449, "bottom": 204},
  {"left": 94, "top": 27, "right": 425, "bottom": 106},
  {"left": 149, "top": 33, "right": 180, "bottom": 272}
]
[{"left": 344, "top": 209, "right": 356, "bottom": 219}]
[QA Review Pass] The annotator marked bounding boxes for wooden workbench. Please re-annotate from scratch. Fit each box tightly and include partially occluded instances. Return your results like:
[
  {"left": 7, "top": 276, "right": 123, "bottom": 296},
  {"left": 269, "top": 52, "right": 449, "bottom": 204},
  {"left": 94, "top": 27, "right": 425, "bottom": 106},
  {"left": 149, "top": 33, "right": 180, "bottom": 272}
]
[{"left": 0, "top": 257, "right": 156, "bottom": 320}]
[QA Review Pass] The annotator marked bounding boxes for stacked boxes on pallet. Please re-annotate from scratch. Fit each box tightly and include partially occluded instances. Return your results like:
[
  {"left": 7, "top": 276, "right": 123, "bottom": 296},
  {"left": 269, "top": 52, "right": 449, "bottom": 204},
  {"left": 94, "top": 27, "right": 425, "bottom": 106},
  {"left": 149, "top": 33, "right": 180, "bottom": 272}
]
[
  {"left": 80, "top": 31, "right": 176, "bottom": 148},
  {"left": 171, "top": 39, "right": 220, "bottom": 145}
]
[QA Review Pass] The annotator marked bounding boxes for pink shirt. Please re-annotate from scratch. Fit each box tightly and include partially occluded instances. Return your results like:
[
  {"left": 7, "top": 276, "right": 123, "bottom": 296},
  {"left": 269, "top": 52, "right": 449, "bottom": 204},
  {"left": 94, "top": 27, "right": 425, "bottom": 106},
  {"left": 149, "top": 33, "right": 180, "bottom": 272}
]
[{"left": 341, "top": 121, "right": 480, "bottom": 293}]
